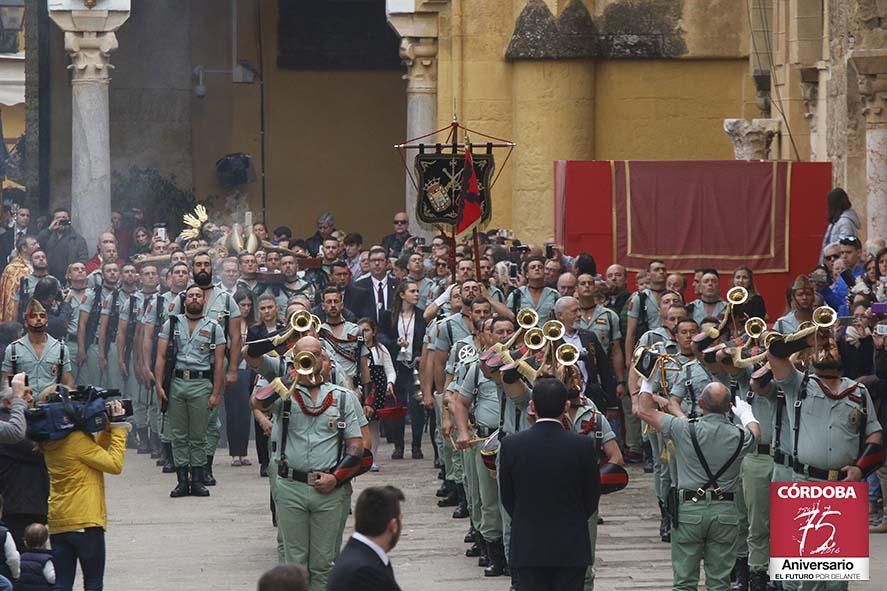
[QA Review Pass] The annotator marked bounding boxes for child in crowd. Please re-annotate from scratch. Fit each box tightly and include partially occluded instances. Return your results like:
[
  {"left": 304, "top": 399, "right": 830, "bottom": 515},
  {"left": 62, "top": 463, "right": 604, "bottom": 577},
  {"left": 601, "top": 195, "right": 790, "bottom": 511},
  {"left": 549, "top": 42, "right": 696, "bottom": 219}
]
[
  {"left": 16, "top": 523, "right": 55, "bottom": 590},
  {"left": 0, "top": 495, "right": 20, "bottom": 590}
]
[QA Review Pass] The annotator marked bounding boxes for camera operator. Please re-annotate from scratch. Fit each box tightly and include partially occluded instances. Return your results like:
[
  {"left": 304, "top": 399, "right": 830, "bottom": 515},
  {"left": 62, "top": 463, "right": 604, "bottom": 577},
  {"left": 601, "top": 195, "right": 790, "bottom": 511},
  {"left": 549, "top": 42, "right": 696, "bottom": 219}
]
[
  {"left": 0, "top": 372, "right": 26, "bottom": 444},
  {"left": 41, "top": 395, "right": 129, "bottom": 591},
  {"left": 35, "top": 209, "right": 88, "bottom": 283}
]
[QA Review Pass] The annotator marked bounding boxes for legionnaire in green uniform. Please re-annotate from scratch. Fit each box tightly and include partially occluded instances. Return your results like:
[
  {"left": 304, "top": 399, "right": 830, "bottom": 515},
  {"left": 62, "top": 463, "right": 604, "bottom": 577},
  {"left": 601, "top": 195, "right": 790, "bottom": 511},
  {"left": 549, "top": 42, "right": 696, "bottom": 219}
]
[
  {"left": 249, "top": 335, "right": 366, "bottom": 591},
  {"left": 768, "top": 322, "right": 884, "bottom": 591},
  {"left": 687, "top": 270, "right": 728, "bottom": 325},
  {"left": 500, "top": 257, "right": 559, "bottom": 322},
  {"left": 576, "top": 276, "right": 625, "bottom": 390},
  {"left": 317, "top": 287, "right": 369, "bottom": 393},
  {"left": 636, "top": 380, "right": 759, "bottom": 591},
  {"left": 263, "top": 252, "right": 315, "bottom": 321},
  {"left": 76, "top": 261, "right": 119, "bottom": 387},
  {"left": 154, "top": 284, "right": 226, "bottom": 498},
  {"left": 63, "top": 261, "right": 89, "bottom": 385},
  {"left": 772, "top": 276, "right": 814, "bottom": 335},
  {"left": 97, "top": 263, "right": 139, "bottom": 391},
  {"left": 625, "top": 259, "right": 669, "bottom": 361},
  {"left": 2, "top": 299, "right": 75, "bottom": 393},
  {"left": 11, "top": 249, "right": 50, "bottom": 323}
]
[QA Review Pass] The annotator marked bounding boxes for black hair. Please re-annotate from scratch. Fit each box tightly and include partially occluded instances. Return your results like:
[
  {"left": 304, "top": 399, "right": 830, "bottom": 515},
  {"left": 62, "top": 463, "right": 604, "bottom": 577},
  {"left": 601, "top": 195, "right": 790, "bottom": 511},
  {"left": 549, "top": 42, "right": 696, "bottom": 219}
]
[
  {"left": 827, "top": 188, "right": 851, "bottom": 224},
  {"left": 257, "top": 565, "right": 308, "bottom": 591},
  {"left": 531, "top": 377, "right": 568, "bottom": 419},
  {"left": 574, "top": 252, "right": 597, "bottom": 277},
  {"left": 322, "top": 286, "right": 342, "bottom": 299},
  {"left": 344, "top": 232, "right": 363, "bottom": 246},
  {"left": 354, "top": 486, "right": 405, "bottom": 537}
]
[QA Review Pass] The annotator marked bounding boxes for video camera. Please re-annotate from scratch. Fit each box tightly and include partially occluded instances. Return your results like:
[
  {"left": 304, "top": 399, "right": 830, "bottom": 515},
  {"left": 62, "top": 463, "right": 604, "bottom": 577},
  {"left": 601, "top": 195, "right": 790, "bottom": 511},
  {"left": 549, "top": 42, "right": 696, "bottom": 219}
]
[{"left": 25, "top": 385, "right": 133, "bottom": 441}]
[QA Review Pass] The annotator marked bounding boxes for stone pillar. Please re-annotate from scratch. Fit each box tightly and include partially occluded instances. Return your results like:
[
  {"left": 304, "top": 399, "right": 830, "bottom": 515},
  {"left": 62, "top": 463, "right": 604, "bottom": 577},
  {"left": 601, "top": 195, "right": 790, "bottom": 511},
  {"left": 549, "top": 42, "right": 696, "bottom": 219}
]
[
  {"left": 399, "top": 36, "right": 437, "bottom": 237},
  {"left": 722, "top": 118, "right": 780, "bottom": 160},
  {"left": 849, "top": 50, "right": 887, "bottom": 240},
  {"left": 49, "top": 5, "right": 129, "bottom": 250}
]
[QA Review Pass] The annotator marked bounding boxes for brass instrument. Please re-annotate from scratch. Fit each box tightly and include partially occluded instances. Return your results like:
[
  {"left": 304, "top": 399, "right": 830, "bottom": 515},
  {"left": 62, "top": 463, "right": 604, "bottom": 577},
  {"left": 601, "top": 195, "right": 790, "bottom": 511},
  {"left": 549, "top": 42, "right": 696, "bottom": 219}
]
[
  {"left": 744, "top": 317, "right": 766, "bottom": 340},
  {"left": 517, "top": 308, "right": 539, "bottom": 330},
  {"left": 290, "top": 310, "right": 314, "bottom": 333},
  {"left": 555, "top": 343, "right": 580, "bottom": 366},
  {"left": 726, "top": 286, "right": 749, "bottom": 306},
  {"left": 293, "top": 351, "right": 318, "bottom": 376},
  {"left": 524, "top": 328, "right": 546, "bottom": 350},
  {"left": 783, "top": 306, "right": 837, "bottom": 343},
  {"left": 542, "top": 320, "right": 565, "bottom": 342}
]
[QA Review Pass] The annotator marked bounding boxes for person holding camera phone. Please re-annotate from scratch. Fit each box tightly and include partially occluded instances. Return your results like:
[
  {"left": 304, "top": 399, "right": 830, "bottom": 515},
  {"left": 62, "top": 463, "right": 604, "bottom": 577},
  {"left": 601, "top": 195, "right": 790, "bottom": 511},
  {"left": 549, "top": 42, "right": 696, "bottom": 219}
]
[
  {"left": 40, "top": 389, "right": 129, "bottom": 591},
  {"left": 35, "top": 209, "right": 88, "bottom": 285}
]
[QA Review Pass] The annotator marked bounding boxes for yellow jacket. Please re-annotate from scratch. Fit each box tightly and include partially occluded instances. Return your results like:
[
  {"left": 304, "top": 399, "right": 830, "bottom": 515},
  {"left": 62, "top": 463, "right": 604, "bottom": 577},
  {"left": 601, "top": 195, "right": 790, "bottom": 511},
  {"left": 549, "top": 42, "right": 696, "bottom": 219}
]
[{"left": 42, "top": 426, "right": 128, "bottom": 533}]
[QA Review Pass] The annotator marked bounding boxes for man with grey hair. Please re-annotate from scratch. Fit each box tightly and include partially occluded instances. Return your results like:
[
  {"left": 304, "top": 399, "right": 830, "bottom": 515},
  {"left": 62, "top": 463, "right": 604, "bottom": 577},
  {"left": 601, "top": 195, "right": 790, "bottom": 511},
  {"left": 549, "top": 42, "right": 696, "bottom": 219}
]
[
  {"left": 306, "top": 212, "right": 335, "bottom": 257},
  {"left": 556, "top": 272, "right": 577, "bottom": 297},
  {"left": 635, "top": 379, "right": 759, "bottom": 591},
  {"left": 0, "top": 373, "right": 28, "bottom": 444}
]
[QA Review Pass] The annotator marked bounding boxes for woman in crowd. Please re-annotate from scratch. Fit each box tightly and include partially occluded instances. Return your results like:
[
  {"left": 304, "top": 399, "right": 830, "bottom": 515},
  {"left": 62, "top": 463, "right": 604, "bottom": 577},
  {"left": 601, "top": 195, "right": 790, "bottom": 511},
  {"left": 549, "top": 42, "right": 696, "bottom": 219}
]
[
  {"left": 131, "top": 226, "right": 152, "bottom": 256},
  {"left": 226, "top": 288, "right": 256, "bottom": 467},
  {"left": 838, "top": 301, "right": 874, "bottom": 379},
  {"left": 732, "top": 265, "right": 767, "bottom": 320},
  {"left": 357, "top": 318, "right": 396, "bottom": 470},
  {"left": 41, "top": 394, "right": 128, "bottom": 591},
  {"left": 821, "top": 187, "right": 860, "bottom": 260}
]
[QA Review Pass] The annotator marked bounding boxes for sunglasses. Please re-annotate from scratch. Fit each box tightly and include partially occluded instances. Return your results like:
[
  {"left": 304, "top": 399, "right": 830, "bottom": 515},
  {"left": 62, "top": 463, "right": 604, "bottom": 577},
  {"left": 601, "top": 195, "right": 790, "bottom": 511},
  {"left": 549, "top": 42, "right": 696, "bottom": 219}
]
[
  {"left": 394, "top": 220, "right": 408, "bottom": 225},
  {"left": 824, "top": 254, "right": 840, "bottom": 261}
]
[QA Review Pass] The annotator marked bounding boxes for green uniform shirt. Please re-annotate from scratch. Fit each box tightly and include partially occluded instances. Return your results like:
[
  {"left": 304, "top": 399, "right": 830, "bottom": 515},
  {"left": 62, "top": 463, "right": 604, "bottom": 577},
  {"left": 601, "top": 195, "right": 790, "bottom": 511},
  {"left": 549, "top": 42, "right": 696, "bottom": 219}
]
[
  {"left": 487, "top": 285, "right": 505, "bottom": 305},
  {"left": 725, "top": 367, "right": 775, "bottom": 445},
  {"left": 78, "top": 287, "right": 115, "bottom": 344},
  {"left": 141, "top": 291, "right": 175, "bottom": 326},
  {"left": 568, "top": 401, "right": 616, "bottom": 445},
  {"left": 505, "top": 285, "right": 559, "bottom": 323},
  {"left": 670, "top": 359, "right": 720, "bottom": 417},
  {"left": 661, "top": 413, "right": 756, "bottom": 492},
  {"left": 688, "top": 299, "right": 728, "bottom": 325},
  {"left": 775, "top": 368, "right": 882, "bottom": 470},
  {"left": 445, "top": 335, "right": 476, "bottom": 376},
  {"left": 262, "top": 280, "right": 315, "bottom": 322},
  {"left": 773, "top": 311, "right": 803, "bottom": 335},
  {"left": 169, "top": 287, "right": 240, "bottom": 335},
  {"left": 158, "top": 314, "right": 226, "bottom": 371},
  {"left": 65, "top": 289, "right": 88, "bottom": 339},
  {"left": 2, "top": 335, "right": 72, "bottom": 394},
  {"left": 627, "top": 289, "right": 662, "bottom": 330},
  {"left": 636, "top": 327, "right": 677, "bottom": 354},
  {"left": 432, "top": 312, "right": 471, "bottom": 353},
  {"left": 117, "top": 290, "right": 146, "bottom": 323},
  {"left": 415, "top": 277, "right": 436, "bottom": 310},
  {"left": 319, "top": 321, "right": 367, "bottom": 387},
  {"left": 646, "top": 351, "right": 693, "bottom": 396},
  {"left": 457, "top": 362, "right": 501, "bottom": 430},
  {"left": 502, "top": 394, "right": 530, "bottom": 435},
  {"left": 270, "top": 383, "right": 363, "bottom": 471},
  {"left": 579, "top": 305, "right": 622, "bottom": 352}
]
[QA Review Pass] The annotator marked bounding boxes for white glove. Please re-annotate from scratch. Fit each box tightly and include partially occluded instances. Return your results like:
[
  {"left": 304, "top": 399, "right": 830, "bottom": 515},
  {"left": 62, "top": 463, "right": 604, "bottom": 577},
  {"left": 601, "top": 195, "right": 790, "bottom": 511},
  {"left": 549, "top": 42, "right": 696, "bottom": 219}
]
[
  {"left": 731, "top": 398, "right": 758, "bottom": 427},
  {"left": 433, "top": 284, "right": 455, "bottom": 308},
  {"left": 640, "top": 379, "right": 656, "bottom": 395}
]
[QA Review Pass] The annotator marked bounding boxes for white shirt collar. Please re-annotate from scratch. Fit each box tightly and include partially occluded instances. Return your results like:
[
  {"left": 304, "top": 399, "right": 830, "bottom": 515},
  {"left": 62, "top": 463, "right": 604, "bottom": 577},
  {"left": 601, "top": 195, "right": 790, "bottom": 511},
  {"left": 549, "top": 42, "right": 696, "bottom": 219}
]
[
  {"left": 534, "top": 418, "right": 563, "bottom": 425},
  {"left": 373, "top": 276, "right": 387, "bottom": 287},
  {"left": 351, "top": 532, "right": 390, "bottom": 566}
]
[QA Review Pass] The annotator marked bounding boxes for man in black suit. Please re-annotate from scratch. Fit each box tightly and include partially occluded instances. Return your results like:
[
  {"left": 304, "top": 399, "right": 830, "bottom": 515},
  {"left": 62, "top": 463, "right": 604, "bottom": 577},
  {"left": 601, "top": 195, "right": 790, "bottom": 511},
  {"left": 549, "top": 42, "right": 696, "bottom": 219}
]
[
  {"left": 327, "top": 485, "right": 404, "bottom": 591},
  {"left": 354, "top": 246, "right": 397, "bottom": 323},
  {"left": 499, "top": 378, "right": 601, "bottom": 591}
]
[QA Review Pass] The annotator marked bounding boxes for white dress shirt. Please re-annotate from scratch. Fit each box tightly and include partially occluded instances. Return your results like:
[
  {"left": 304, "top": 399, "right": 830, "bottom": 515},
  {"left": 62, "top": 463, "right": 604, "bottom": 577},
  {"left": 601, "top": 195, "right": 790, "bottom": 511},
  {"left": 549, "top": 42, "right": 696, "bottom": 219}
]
[
  {"left": 351, "top": 532, "right": 390, "bottom": 566},
  {"left": 372, "top": 276, "right": 388, "bottom": 310}
]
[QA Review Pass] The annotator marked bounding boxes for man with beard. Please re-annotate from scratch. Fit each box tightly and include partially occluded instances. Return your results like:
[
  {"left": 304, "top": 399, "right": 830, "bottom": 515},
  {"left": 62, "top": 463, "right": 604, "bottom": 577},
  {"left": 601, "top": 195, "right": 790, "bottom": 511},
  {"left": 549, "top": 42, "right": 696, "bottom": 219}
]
[
  {"left": 604, "top": 264, "right": 630, "bottom": 337},
  {"left": 501, "top": 257, "right": 559, "bottom": 323},
  {"left": 318, "top": 287, "right": 370, "bottom": 395},
  {"left": 625, "top": 260, "right": 669, "bottom": 365},
  {"left": 12, "top": 249, "right": 50, "bottom": 323},
  {"left": 576, "top": 277, "right": 625, "bottom": 398},
  {"left": 266, "top": 252, "right": 315, "bottom": 321},
  {"left": 154, "top": 285, "right": 226, "bottom": 498},
  {"left": 687, "top": 270, "right": 727, "bottom": 325},
  {"left": 767, "top": 316, "right": 884, "bottom": 591},
  {"left": 76, "top": 261, "right": 119, "bottom": 387},
  {"left": 773, "top": 275, "right": 814, "bottom": 334},
  {"left": 168, "top": 252, "right": 241, "bottom": 485},
  {"left": 0, "top": 236, "right": 38, "bottom": 322},
  {"left": 97, "top": 263, "right": 139, "bottom": 391},
  {"left": 2, "top": 299, "right": 74, "bottom": 392}
]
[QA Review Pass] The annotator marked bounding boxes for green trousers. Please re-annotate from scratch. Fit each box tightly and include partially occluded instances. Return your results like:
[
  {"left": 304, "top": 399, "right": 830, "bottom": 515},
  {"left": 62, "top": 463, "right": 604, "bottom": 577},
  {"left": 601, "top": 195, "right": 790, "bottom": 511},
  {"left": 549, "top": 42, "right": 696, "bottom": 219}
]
[
  {"left": 80, "top": 344, "right": 101, "bottom": 388},
  {"left": 650, "top": 430, "right": 671, "bottom": 502},
  {"left": 275, "top": 476, "right": 350, "bottom": 591},
  {"left": 622, "top": 393, "right": 642, "bottom": 452},
  {"left": 66, "top": 341, "right": 79, "bottom": 385},
  {"left": 105, "top": 347, "right": 123, "bottom": 390},
  {"left": 671, "top": 498, "right": 739, "bottom": 591},
  {"left": 734, "top": 476, "right": 748, "bottom": 558},
  {"left": 268, "top": 460, "right": 285, "bottom": 564},
  {"left": 205, "top": 406, "right": 221, "bottom": 455},
  {"left": 584, "top": 511, "right": 599, "bottom": 591},
  {"left": 462, "top": 446, "right": 481, "bottom": 530},
  {"left": 168, "top": 377, "right": 212, "bottom": 467},
  {"left": 128, "top": 364, "right": 149, "bottom": 430},
  {"left": 471, "top": 441, "right": 502, "bottom": 541},
  {"left": 741, "top": 452, "right": 773, "bottom": 574}
]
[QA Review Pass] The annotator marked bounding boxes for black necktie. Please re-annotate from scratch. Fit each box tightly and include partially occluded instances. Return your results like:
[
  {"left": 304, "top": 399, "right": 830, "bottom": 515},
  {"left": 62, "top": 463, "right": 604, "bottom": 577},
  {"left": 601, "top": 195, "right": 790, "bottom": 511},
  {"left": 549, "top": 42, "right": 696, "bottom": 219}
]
[{"left": 377, "top": 281, "right": 385, "bottom": 312}]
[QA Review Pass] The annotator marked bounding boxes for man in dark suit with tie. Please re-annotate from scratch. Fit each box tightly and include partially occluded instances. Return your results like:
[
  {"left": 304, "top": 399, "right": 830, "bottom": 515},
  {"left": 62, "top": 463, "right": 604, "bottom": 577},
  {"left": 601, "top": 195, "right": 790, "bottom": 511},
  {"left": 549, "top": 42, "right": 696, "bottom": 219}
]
[
  {"left": 354, "top": 246, "right": 397, "bottom": 323},
  {"left": 327, "top": 485, "right": 404, "bottom": 591},
  {"left": 499, "top": 378, "right": 601, "bottom": 591}
]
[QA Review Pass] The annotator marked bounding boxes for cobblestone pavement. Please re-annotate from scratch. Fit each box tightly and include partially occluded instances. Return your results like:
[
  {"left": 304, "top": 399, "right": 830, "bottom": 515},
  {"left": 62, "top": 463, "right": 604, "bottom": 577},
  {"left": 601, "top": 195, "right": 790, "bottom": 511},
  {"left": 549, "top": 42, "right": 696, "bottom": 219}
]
[{"left": 101, "top": 442, "right": 885, "bottom": 590}]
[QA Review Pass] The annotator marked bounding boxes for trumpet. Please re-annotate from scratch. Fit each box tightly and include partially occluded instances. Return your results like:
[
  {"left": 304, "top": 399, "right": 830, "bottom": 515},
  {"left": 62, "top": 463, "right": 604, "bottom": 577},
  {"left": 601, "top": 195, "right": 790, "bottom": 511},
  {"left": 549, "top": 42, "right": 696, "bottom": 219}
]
[
  {"left": 516, "top": 308, "right": 539, "bottom": 330},
  {"left": 555, "top": 343, "right": 580, "bottom": 366},
  {"left": 290, "top": 310, "right": 314, "bottom": 333},
  {"left": 744, "top": 317, "right": 767, "bottom": 340},
  {"left": 783, "top": 306, "right": 837, "bottom": 343},
  {"left": 293, "top": 351, "right": 319, "bottom": 378},
  {"left": 542, "top": 320, "right": 565, "bottom": 341},
  {"left": 726, "top": 286, "right": 749, "bottom": 306},
  {"left": 524, "top": 328, "right": 546, "bottom": 350}
]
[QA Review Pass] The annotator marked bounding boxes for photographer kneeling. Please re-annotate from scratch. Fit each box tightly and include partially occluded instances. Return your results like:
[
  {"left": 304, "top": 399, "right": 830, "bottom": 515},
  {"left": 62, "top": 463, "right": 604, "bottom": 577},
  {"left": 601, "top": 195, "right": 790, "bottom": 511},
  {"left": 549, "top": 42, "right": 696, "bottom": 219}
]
[{"left": 40, "top": 393, "right": 129, "bottom": 591}]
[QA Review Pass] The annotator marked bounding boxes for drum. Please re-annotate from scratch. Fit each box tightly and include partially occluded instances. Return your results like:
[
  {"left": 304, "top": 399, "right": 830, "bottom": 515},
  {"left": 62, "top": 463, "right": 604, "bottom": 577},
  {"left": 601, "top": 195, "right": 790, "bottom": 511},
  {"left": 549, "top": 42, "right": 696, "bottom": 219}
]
[
  {"left": 480, "top": 429, "right": 500, "bottom": 475},
  {"left": 599, "top": 462, "right": 630, "bottom": 495}
]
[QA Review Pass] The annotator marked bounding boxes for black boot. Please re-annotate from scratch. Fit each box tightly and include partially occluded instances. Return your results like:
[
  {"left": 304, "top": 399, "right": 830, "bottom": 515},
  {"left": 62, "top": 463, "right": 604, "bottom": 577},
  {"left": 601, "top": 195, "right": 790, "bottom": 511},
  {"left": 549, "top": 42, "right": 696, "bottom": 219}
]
[
  {"left": 149, "top": 431, "right": 162, "bottom": 459},
  {"left": 437, "top": 466, "right": 445, "bottom": 480},
  {"left": 642, "top": 441, "right": 654, "bottom": 473},
  {"left": 202, "top": 455, "right": 216, "bottom": 486},
  {"left": 658, "top": 499, "right": 671, "bottom": 543},
  {"left": 161, "top": 443, "right": 175, "bottom": 473},
  {"left": 438, "top": 481, "right": 458, "bottom": 507},
  {"left": 156, "top": 441, "right": 169, "bottom": 466},
  {"left": 436, "top": 479, "right": 452, "bottom": 498},
  {"left": 733, "top": 557, "right": 749, "bottom": 591},
  {"left": 750, "top": 571, "right": 769, "bottom": 591},
  {"left": 452, "top": 483, "right": 469, "bottom": 518},
  {"left": 136, "top": 428, "right": 150, "bottom": 454},
  {"left": 465, "top": 529, "right": 482, "bottom": 557},
  {"left": 478, "top": 538, "right": 490, "bottom": 568},
  {"left": 464, "top": 524, "right": 477, "bottom": 543},
  {"left": 169, "top": 467, "right": 191, "bottom": 498},
  {"left": 190, "top": 466, "right": 211, "bottom": 497},
  {"left": 484, "top": 538, "right": 506, "bottom": 577}
]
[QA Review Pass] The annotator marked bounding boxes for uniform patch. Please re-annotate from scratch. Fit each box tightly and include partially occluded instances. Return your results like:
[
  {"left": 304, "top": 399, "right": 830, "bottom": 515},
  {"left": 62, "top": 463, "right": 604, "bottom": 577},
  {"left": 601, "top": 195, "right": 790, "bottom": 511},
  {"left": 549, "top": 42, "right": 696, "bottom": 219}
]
[
  {"left": 199, "top": 329, "right": 210, "bottom": 337},
  {"left": 595, "top": 318, "right": 608, "bottom": 325}
]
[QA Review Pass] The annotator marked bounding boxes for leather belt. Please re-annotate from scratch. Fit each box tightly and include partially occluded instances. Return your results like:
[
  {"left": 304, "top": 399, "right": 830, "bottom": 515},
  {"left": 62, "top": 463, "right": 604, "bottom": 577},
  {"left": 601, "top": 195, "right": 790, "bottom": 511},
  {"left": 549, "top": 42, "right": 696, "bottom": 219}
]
[
  {"left": 279, "top": 467, "right": 328, "bottom": 483},
  {"left": 475, "top": 426, "right": 495, "bottom": 438},
  {"left": 792, "top": 461, "right": 847, "bottom": 482},
  {"left": 773, "top": 450, "right": 792, "bottom": 466},
  {"left": 174, "top": 369, "right": 212, "bottom": 380},
  {"left": 681, "top": 489, "right": 734, "bottom": 502},
  {"left": 756, "top": 444, "right": 771, "bottom": 455}
]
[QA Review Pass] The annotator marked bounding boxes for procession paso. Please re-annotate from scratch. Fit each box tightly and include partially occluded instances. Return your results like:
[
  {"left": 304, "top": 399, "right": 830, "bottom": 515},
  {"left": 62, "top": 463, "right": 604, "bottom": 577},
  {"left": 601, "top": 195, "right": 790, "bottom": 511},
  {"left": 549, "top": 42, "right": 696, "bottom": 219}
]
[{"left": 769, "top": 482, "right": 869, "bottom": 581}]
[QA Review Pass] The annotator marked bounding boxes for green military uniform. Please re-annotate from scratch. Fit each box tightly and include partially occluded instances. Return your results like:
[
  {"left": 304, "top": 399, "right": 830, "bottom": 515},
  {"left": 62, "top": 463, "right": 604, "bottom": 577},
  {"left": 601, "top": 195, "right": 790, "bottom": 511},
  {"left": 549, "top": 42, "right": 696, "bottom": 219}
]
[
  {"left": 2, "top": 334, "right": 71, "bottom": 395},
  {"left": 627, "top": 288, "right": 663, "bottom": 330},
  {"left": 505, "top": 285, "right": 559, "bottom": 322},
  {"left": 775, "top": 367, "right": 882, "bottom": 591},
  {"left": 143, "top": 291, "right": 178, "bottom": 445},
  {"left": 773, "top": 311, "right": 803, "bottom": 335},
  {"left": 579, "top": 304, "right": 622, "bottom": 353},
  {"left": 446, "top": 340, "right": 481, "bottom": 538},
  {"left": 268, "top": 381, "right": 363, "bottom": 591},
  {"left": 318, "top": 321, "right": 367, "bottom": 391},
  {"left": 64, "top": 288, "right": 87, "bottom": 385},
  {"left": 660, "top": 412, "right": 756, "bottom": 591},
  {"left": 415, "top": 276, "right": 437, "bottom": 310},
  {"left": 158, "top": 313, "right": 225, "bottom": 468},
  {"left": 496, "top": 366, "right": 530, "bottom": 566},
  {"left": 632, "top": 328, "right": 678, "bottom": 484},
  {"left": 118, "top": 290, "right": 147, "bottom": 430},
  {"left": 487, "top": 285, "right": 505, "bottom": 305},
  {"left": 431, "top": 313, "right": 472, "bottom": 485},
  {"left": 99, "top": 287, "right": 130, "bottom": 391},
  {"left": 567, "top": 400, "right": 616, "bottom": 591},
  {"left": 262, "top": 280, "right": 315, "bottom": 323},
  {"left": 78, "top": 286, "right": 115, "bottom": 387},
  {"left": 687, "top": 299, "right": 728, "bottom": 325}
]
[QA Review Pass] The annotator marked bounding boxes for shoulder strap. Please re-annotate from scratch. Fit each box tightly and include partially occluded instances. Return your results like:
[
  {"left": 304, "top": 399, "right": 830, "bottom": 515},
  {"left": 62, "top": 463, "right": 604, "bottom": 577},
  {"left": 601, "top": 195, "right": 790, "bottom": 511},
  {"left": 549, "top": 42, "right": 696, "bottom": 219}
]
[
  {"left": 685, "top": 364, "right": 697, "bottom": 418},
  {"left": 511, "top": 288, "right": 521, "bottom": 318},
  {"left": 688, "top": 420, "right": 745, "bottom": 497},
  {"left": 638, "top": 290, "right": 648, "bottom": 321},
  {"left": 9, "top": 341, "right": 16, "bottom": 377},
  {"left": 278, "top": 398, "right": 292, "bottom": 466},
  {"left": 57, "top": 340, "right": 65, "bottom": 384},
  {"left": 336, "top": 389, "right": 347, "bottom": 465},
  {"left": 792, "top": 371, "right": 810, "bottom": 464},
  {"left": 773, "top": 386, "right": 785, "bottom": 452},
  {"left": 446, "top": 317, "right": 453, "bottom": 346}
]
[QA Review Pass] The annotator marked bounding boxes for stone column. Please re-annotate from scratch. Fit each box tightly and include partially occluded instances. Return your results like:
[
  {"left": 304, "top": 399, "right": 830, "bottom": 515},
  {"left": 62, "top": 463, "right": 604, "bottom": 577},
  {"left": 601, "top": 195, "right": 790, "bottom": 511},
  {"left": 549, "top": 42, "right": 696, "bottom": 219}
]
[
  {"left": 849, "top": 50, "right": 887, "bottom": 240},
  {"left": 49, "top": 5, "right": 129, "bottom": 250},
  {"left": 722, "top": 118, "right": 780, "bottom": 160},
  {"left": 400, "top": 36, "right": 438, "bottom": 236}
]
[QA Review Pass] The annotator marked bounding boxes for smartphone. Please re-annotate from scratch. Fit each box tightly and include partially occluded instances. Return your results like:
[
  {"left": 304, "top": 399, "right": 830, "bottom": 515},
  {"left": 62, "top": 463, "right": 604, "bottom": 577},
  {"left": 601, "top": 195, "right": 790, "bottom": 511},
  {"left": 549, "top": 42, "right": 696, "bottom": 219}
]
[
  {"left": 810, "top": 270, "right": 828, "bottom": 283},
  {"left": 498, "top": 229, "right": 509, "bottom": 239},
  {"left": 414, "top": 237, "right": 426, "bottom": 247},
  {"left": 877, "top": 324, "right": 887, "bottom": 336},
  {"left": 545, "top": 243, "right": 554, "bottom": 259},
  {"left": 838, "top": 316, "right": 854, "bottom": 327},
  {"left": 872, "top": 302, "right": 887, "bottom": 315},
  {"left": 153, "top": 224, "right": 168, "bottom": 243},
  {"left": 509, "top": 262, "right": 518, "bottom": 279}
]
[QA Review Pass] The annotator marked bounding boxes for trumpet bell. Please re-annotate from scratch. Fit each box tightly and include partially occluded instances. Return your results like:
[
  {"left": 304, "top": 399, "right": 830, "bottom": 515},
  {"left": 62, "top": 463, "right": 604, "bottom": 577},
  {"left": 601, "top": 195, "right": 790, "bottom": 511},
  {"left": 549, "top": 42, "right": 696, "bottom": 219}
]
[
  {"left": 290, "top": 310, "right": 314, "bottom": 333},
  {"left": 293, "top": 351, "right": 318, "bottom": 376},
  {"left": 726, "top": 286, "right": 749, "bottom": 306},
  {"left": 744, "top": 317, "right": 767, "bottom": 340},
  {"left": 542, "top": 320, "right": 565, "bottom": 342},
  {"left": 516, "top": 308, "right": 539, "bottom": 330},
  {"left": 310, "top": 314, "right": 322, "bottom": 332},
  {"left": 524, "top": 327, "right": 546, "bottom": 350},
  {"left": 555, "top": 343, "right": 580, "bottom": 366},
  {"left": 813, "top": 306, "right": 837, "bottom": 329}
]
